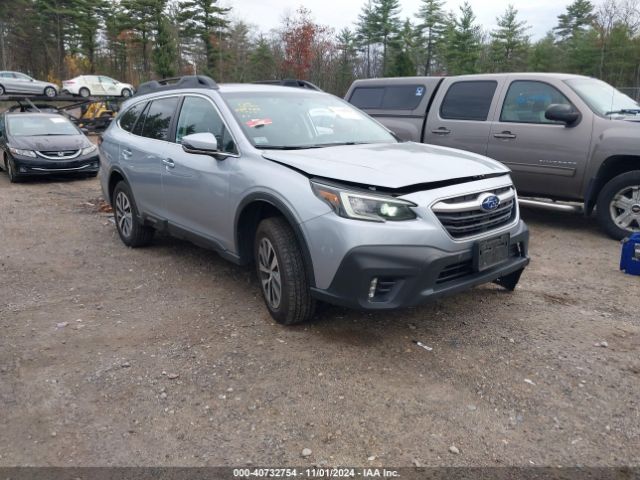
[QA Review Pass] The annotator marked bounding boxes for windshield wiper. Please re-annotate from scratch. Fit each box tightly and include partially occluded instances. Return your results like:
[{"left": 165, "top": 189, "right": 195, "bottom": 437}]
[
  {"left": 605, "top": 108, "right": 640, "bottom": 115},
  {"left": 258, "top": 142, "right": 371, "bottom": 150}
]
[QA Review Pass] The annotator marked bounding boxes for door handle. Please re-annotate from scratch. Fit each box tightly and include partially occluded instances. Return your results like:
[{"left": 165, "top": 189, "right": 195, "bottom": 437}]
[
  {"left": 162, "top": 158, "right": 175, "bottom": 168},
  {"left": 121, "top": 148, "right": 132, "bottom": 158},
  {"left": 493, "top": 131, "right": 517, "bottom": 139},
  {"left": 431, "top": 127, "right": 451, "bottom": 135}
]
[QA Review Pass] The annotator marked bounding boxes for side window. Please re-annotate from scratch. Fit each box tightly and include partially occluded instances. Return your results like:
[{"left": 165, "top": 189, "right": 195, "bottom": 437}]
[
  {"left": 140, "top": 97, "right": 179, "bottom": 141},
  {"left": 350, "top": 87, "right": 384, "bottom": 109},
  {"left": 440, "top": 81, "right": 498, "bottom": 121},
  {"left": 176, "top": 96, "right": 237, "bottom": 153},
  {"left": 349, "top": 86, "right": 426, "bottom": 110},
  {"left": 500, "top": 81, "right": 573, "bottom": 124},
  {"left": 119, "top": 102, "right": 145, "bottom": 133}
]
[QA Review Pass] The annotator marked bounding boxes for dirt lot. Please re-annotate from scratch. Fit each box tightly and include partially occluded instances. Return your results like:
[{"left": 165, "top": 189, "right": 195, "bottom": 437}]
[{"left": 0, "top": 172, "right": 638, "bottom": 468}]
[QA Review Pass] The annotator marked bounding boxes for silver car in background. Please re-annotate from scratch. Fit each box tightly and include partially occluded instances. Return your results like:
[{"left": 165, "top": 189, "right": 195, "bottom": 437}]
[
  {"left": 99, "top": 76, "right": 530, "bottom": 325},
  {"left": 0, "top": 71, "right": 58, "bottom": 97}
]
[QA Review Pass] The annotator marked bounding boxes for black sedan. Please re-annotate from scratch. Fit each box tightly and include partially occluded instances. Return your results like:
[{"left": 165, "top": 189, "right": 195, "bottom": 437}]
[{"left": 0, "top": 112, "right": 100, "bottom": 182}]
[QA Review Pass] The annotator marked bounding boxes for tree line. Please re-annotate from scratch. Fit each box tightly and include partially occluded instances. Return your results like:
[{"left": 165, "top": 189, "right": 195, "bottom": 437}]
[{"left": 0, "top": 0, "right": 639, "bottom": 97}]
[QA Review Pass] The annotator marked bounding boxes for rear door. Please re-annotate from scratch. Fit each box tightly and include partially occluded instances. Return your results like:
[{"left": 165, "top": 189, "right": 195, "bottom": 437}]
[
  {"left": 118, "top": 97, "right": 179, "bottom": 218},
  {"left": 1, "top": 72, "right": 21, "bottom": 93},
  {"left": 86, "top": 76, "right": 105, "bottom": 95},
  {"left": 160, "top": 94, "right": 238, "bottom": 243},
  {"left": 486, "top": 77, "right": 591, "bottom": 198},
  {"left": 424, "top": 77, "right": 505, "bottom": 156},
  {"left": 12, "top": 73, "right": 38, "bottom": 94}
]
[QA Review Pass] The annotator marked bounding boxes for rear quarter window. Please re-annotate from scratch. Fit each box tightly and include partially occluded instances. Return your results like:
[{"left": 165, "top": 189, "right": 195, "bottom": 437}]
[
  {"left": 140, "top": 97, "right": 179, "bottom": 141},
  {"left": 119, "top": 102, "right": 145, "bottom": 133},
  {"left": 350, "top": 85, "right": 426, "bottom": 110},
  {"left": 440, "top": 81, "right": 497, "bottom": 121}
]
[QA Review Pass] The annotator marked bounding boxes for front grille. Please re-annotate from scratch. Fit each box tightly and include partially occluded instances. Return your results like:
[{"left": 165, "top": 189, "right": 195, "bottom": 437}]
[
  {"left": 432, "top": 187, "right": 517, "bottom": 239},
  {"left": 37, "top": 150, "right": 80, "bottom": 160}
]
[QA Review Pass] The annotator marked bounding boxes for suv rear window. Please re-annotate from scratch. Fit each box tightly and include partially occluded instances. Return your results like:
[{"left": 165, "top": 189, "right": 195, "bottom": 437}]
[
  {"left": 440, "top": 81, "right": 497, "bottom": 121},
  {"left": 140, "top": 97, "right": 179, "bottom": 141},
  {"left": 350, "top": 85, "right": 426, "bottom": 110}
]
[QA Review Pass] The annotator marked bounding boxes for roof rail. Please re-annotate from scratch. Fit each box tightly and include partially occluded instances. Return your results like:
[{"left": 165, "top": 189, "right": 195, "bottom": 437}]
[
  {"left": 253, "top": 79, "right": 323, "bottom": 92},
  {"left": 135, "top": 75, "right": 219, "bottom": 97}
]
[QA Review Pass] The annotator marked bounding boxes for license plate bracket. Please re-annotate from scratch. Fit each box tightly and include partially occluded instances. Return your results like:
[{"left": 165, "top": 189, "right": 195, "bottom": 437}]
[{"left": 474, "top": 234, "right": 510, "bottom": 272}]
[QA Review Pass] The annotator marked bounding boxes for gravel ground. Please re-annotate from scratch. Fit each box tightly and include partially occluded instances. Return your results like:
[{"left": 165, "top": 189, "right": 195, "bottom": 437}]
[{"left": 0, "top": 173, "right": 638, "bottom": 467}]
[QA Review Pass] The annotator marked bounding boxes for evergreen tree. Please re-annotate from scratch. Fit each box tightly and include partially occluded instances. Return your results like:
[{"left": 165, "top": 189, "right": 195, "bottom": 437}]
[
  {"left": 443, "top": 2, "right": 482, "bottom": 75},
  {"left": 388, "top": 19, "right": 417, "bottom": 76},
  {"left": 247, "top": 36, "right": 276, "bottom": 81},
  {"left": 336, "top": 28, "right": 358, "bottom": 93},
  {"left": 371, "top": 0, "right": 402, "bottom": 75},
  {"left": 153, "top": 6, "right": 177, "bottom": 78},
  {"left": 177, "top": 0, "right": 230, "bottom": 78},
  {"left": 414, "top": 0, "right": 445, "bottom": 74},
  {"left": 489, "top": 5, "right": 530, "bottom": 72},
  {"left": 555, "top": 0, "right": 596, "bottom": 40},
  {"left": 355, "top": 0, "right": 379, "bottom": 77},
  {"left": 529, "top": 33, "right": 558, "bottom": 71}
]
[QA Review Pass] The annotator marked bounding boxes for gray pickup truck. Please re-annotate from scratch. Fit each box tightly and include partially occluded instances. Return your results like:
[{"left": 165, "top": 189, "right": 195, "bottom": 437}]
[{"left": 345, "top": 73, "right": 640, "bottom": 239}]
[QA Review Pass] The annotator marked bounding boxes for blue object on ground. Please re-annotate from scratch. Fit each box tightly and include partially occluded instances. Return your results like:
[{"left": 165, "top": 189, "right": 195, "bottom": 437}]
[{"left": 620, "top": 233, "right": 640, "bottom": 275}]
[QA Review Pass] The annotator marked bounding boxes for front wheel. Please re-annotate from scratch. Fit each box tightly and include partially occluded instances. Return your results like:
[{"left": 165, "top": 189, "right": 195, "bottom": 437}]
[
  {"left": 44, "top": 86, "right": 57, "bottom": 97},
  {"left": 112, "top": 181, "right": 154, "bottom": 247},
  {"left": 6, "top": 156, "right": 21, "bottom": 183},
  {"left": 254, "top": 217, "right": 315, "bottom": 325},
  {"left": 596, "top": 171, "right": 640, "bottom": 240},
  {"left": 79, "top": 87, "right": 90, "bottom": 98}
]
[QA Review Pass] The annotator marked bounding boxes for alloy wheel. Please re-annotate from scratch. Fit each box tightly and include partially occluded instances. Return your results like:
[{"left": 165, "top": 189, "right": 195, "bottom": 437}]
[
  {"left": 609, "top": 185, "right": 640, "bottom": 232},
  {"left": 115, "top": 191, "right": 133, "bottom": 238},
  {"left": 258, "top": 237, "right": 282, "bottom": 309}
]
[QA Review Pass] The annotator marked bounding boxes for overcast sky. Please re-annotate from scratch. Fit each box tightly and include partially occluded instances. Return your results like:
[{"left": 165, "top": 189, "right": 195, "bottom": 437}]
[{"left": 222, "top": 0, "right": 576, "bottom": 40}]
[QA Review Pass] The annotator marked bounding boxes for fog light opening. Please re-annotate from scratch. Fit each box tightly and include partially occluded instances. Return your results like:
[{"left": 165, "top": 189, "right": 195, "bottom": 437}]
[{"left": 368, "top": 277, "right": 378, "bottom": 300}]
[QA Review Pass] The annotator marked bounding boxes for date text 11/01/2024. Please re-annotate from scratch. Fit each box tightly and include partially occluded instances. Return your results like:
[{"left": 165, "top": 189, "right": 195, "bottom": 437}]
[{"left": 233, "top": 468, "right": 400, "bottom": 477}]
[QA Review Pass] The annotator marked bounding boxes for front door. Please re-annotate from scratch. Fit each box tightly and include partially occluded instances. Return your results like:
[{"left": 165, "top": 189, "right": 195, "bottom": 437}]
[
  {"left": 160, "top": 95, "right": 238, "bottom": 245},
  {"left": 486, "top": 79, "right": 591, "bottom": 199}
]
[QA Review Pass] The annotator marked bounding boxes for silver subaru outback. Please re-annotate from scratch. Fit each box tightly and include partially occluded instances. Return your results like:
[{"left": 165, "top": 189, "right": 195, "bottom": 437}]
[{"left": 99, "top": 76, "right": 530, "bottom": 324}]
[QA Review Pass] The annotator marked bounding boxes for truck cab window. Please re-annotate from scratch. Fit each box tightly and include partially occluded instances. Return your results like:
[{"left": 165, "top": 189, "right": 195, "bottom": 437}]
[
  {"left": 501, "top": 81, "right": 572, "bottom": 124},
  {"left": 440, "top": 81, "right": 497, "bottom": 121}
]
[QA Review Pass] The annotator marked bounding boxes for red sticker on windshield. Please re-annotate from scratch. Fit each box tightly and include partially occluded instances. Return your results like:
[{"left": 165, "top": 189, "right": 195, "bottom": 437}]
[{"left": 246, "top": 118, "right": 273, "bottom": 128}]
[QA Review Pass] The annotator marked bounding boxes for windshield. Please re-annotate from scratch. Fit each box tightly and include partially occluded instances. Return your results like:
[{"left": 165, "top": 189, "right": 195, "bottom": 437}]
[
  {"left": 221, "top": 91, "right": 397, "bottom": 149},
  {"left": 8, "top": 115, "right": 79, "bottom": 136},
  {"left": 565, "top": 78, "right": 640, "bottom": 116}
]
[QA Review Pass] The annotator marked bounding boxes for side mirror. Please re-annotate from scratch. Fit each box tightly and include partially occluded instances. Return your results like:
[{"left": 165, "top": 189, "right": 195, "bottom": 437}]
[
  {"left": 545, "top": 104, "right": 580, "bottom": 126},
  {"left": 181, "top": 132, "right": 227, "bottom": 159}
]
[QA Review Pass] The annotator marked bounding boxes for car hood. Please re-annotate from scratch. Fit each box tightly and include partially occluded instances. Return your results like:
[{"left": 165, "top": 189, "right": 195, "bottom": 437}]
[
  {"left": 9, "top": 135, "right": 89, "bottom": 151},
  {"left": 261, "top": 142, "right": 509, "bottom": 189}
]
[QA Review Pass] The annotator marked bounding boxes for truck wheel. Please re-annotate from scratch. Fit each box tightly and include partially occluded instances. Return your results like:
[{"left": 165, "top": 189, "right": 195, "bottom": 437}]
[
  {"left": 596, "top": 171, "right": 640, "bottom": 240},
  {"left": 112, "top": 181, "right": 154, "bottom": 247},
  {"left": 79, "top": 87, "right": 90, "bottom": 98},
  {"left": 254, "top": 217, "right": 315, "bottom": 325}
]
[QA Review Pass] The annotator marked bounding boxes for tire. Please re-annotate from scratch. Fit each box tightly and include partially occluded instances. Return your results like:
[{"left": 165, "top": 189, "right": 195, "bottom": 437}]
[
  {"left": 254, "top": 217, "right": 315, "bottom": 325},
  {"left": 6, "top": 156, "right": 21, "bottom": 183},
  {"left": 121, "top": 88, "right": 132, "bottom": 98},
  {"left": 79, "top": 87, "right": 90, "bottom": 98},
  {"left": 596, "top": 171, "right": 640, "bottom": 240},
  {"left": 112, "top": 181, "right": 154, "bottom": 247},
  {"left": 44, "top": 86, "right": 57, "bottom": 98},
  {"left": 0, "top": 84, "right": 5, "bottom": 96}
]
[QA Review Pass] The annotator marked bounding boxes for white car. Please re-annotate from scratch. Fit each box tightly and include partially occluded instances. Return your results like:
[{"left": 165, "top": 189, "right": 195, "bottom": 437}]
[{"left": 62, "top": 75, "right": 134, "bottom": 98}]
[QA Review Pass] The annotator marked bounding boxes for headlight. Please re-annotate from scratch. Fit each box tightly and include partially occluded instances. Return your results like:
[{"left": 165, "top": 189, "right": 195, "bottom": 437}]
[
  {"left": 9, "top": 147, "right": 36, "bottom": 158},
  {"left": 311, "top": 181, "right": 417, "bottom": 222},
  {"left": 81, "top": 145, "right": 97, "bottom": 156}
]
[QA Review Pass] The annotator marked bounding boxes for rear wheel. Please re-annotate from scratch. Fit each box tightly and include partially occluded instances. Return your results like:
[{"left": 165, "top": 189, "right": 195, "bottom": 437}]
[
  {"left": 79, "top": 87, "right": 90, "bottom": 98},
  {"left": 112, "top": 181, "right": 154, "bottom": 247},
  {"left": 596, "top": 171, "right": 640, "bottom": 240},
  {"left": 121, "top": 88, "right": 132, "bottom": 98},
  {"left": 0, "top": 84, "right": 5, "bottom": 95},
  {"left": 44, "top": 86, "right": 57, "bottom": 97},
  {"left": 254, "top": 217, "right": 315, "bottom": 325}
]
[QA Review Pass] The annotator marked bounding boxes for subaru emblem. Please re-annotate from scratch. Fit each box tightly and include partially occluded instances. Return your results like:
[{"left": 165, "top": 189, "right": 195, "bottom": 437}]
[
  {"left": 57, "top": 151, "right": 64, "bottom": 157},
  {"left": 480, "top": 194, "right": 500, "bottom": 211}
]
